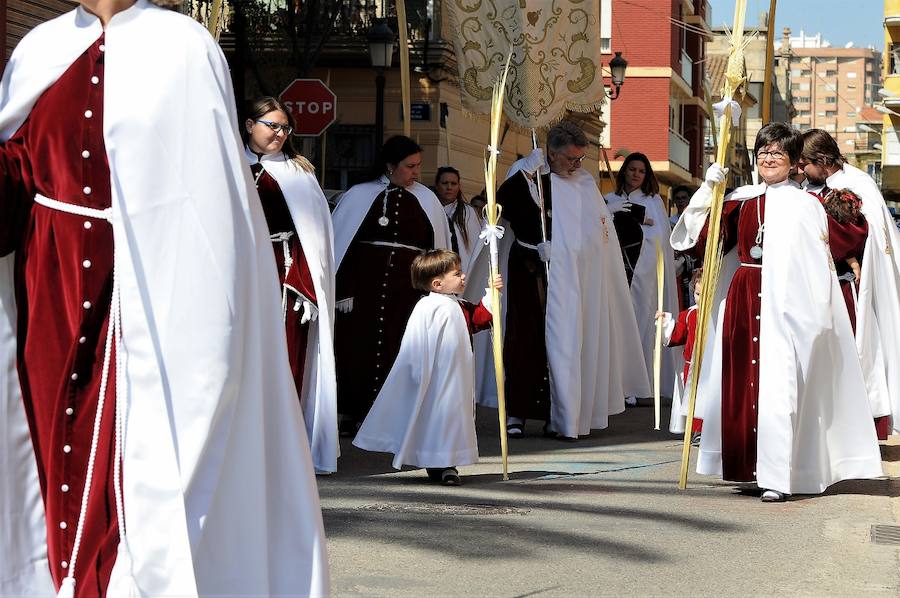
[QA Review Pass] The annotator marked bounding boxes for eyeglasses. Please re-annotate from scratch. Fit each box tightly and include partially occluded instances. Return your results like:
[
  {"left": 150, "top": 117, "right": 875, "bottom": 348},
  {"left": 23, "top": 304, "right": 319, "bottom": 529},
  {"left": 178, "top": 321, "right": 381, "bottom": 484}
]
[
  {"left": 255, "top": 119, "right": 294, "bottom": 135},
  {"left": 559, "top": 152, "right": 587, "bottom": 165},
  {"left": 756, "top": 150, "right": 786, "bottom": 161}
]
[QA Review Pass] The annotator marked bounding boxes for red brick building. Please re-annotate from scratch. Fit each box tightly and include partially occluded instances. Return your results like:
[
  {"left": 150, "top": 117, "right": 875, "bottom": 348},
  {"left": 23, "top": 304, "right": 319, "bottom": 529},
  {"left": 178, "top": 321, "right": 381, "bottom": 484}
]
[{"left": 599, "top": 0, "right": 709, "bottom": 196}]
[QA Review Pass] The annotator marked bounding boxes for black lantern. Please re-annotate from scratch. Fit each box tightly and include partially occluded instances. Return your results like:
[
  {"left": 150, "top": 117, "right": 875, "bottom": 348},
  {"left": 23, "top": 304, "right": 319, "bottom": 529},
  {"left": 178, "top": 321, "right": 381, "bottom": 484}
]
[
  {"left": 608, "top": 51, "right": 628, "bottom": 100},
  {"left": 367, "top": 20, "right": 396, "bottom": 145}
]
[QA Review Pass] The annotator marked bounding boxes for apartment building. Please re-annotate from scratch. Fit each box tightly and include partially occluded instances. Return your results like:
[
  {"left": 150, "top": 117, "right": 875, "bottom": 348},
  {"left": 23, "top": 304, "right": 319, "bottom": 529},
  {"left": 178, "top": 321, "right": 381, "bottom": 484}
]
[
  {"left": 788, "top": 30, "right": 880, "bottom": 155},
  {"left": 599, "top": 0, "right": 710, "bottom": 195}
]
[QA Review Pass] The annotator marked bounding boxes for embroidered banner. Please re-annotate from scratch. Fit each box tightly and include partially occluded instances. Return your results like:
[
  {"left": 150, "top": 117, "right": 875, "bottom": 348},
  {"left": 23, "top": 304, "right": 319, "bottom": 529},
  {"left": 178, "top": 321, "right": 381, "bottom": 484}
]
[{"left": 446, "top": 0, "right": 605, "bottom": 129}]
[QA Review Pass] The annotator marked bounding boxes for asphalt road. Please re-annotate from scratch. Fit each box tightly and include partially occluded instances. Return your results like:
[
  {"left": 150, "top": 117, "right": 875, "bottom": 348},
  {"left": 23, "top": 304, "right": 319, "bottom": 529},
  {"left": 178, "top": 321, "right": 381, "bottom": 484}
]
[{"left": 318, "top": 402, "right": 900, "bottom": 597}]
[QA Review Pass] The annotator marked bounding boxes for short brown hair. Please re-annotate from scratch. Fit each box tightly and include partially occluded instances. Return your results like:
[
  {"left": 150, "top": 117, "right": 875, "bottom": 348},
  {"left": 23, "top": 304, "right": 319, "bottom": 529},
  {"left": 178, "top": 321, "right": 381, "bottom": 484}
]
[
  {"left": 410, "top": 250, "right": 461, "bottom": 292},
  {"left": 690, "top": 268, "right": 703, "bottom": 291}
]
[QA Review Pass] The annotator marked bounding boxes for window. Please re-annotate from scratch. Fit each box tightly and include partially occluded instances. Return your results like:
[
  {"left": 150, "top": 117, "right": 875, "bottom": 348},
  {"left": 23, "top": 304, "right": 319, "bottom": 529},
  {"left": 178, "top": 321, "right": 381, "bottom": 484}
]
[
  {"left": 798, "top": 110, "right": 811, "bottom": 117},
  {"left": 825, "top": 110, "right": 837, "bottom": 117},
  {"left": 795, "top": 96, "right": 811, "bottom": 103},
  {"left": 791, "top": 69, "right": 803, "bottom": 77},
  {"left": 600, "top": 0, "right": 612, "bottom": 53},
  {"left": 824, "top": 97, "right": 837, "bottom": 104},
  {"left": 847, "top": 84, "right": 857, "bottom": 91},
  {"left": 847, "top": 111, "right": 857, "bottom": 118},
  {"left": 823, "top": 123, "right": 836, "bottom": 132},
  {"left": 891, "top": 43, "right": 900, "bottom": 75},
  {"left": 847, "top": 72, "right": 858, "bottom": 79}
]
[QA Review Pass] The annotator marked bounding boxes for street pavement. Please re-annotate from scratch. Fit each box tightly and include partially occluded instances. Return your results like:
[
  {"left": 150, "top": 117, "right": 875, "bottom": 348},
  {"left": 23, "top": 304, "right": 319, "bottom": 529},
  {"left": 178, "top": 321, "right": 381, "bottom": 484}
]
[{"left": 319, "top": 402, "right": 900, "bottom": 597}]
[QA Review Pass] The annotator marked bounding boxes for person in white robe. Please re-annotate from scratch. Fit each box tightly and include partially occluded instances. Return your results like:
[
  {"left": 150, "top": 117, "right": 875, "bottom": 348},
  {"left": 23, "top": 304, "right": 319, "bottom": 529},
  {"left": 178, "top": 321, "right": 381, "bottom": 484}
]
[
  {"left": 0, "top": 1, "right": 328, "bottom": 596},
  {"left": 473, "top": 121, "right": 650, "bottom": 439},
  {"left": 799, "top": 128, "right": 900, "bottom": 437},
  {"left": 672, "top": 123, "right": 883, "bottom": 501},
  {"left": 605, "top": 152, "right": 682, "bottom": 404},
  {"left": 353, "top": 250, "right": 499, "bottom": 486},
  {"left": 242, "top": 96, "right": 338, "bottom": 474}
]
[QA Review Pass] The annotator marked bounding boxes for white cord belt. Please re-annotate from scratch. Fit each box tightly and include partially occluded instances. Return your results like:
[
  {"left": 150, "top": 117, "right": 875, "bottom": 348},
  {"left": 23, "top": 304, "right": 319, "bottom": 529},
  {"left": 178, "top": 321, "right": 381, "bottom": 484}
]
[
  {"left": 271, "top": 232, "right": 295, "bottom": 321},
  {"left": 34, "top": 193, "right": 135, "bottom": 598},
  {"left": 739, "top": 262, "right": 762, "bottom": 269},
  {"left": 516, "top": 239, "right": 539, "bottom": 251},
  {"left": 360, "top": 240, "right": 425, "bottom": 253}
]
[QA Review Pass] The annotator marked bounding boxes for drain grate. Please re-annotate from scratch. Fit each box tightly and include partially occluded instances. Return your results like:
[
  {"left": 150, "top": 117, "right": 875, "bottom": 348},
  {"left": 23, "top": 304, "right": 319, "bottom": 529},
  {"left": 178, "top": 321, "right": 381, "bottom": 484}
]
[
  {"left": 359, "top": 503, "right": 529, "bottom": 516},
  {"left": 871, "top": 524, "right": 900, "bottom": 545}
]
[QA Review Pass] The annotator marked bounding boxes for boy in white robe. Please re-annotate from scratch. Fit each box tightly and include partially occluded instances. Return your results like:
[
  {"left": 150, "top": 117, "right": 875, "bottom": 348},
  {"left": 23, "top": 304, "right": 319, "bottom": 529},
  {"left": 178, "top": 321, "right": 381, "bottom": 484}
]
[{"left": 353, "top": 250, "right": 501, "bottom": 486}]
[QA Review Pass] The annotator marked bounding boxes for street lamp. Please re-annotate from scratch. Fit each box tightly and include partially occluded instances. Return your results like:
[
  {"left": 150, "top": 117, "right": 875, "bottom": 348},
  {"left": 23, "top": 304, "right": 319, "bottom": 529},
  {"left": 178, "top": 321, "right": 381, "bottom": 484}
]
[
  {"left": 876, "top": 104, "right": 900, "bottom": 118},
  {"left": 608, "top": 52, "right": 628, "bottom": 100},
  {"left": 367, "top": 19, "right": 396, "bottom": 146}
]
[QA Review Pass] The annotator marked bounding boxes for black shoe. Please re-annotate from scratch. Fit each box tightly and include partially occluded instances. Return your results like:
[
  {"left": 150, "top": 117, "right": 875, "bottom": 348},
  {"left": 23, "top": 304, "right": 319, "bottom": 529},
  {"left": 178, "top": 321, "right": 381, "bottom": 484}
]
[
  {"left": 338, "top": 419, "right": 359, "bottom": 438},
  {"left": 426, "top": 468, "right": 444, "bottom": 482},
  {"left": 441, "top": 468, "right": 461, "bottom": 486}
]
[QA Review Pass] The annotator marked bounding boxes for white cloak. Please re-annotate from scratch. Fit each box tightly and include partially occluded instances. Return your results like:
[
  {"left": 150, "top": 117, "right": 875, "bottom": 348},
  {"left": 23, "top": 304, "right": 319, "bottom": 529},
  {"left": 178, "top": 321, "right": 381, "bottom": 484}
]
[
  {"left": 826, "top": 163, "right": 900, "bottom": 430},
  {"left": 0, "top": 3, "right": 328, "bottom": 595},
  {"left": 672, "top": 180, "right": 883, "bottom": 494},
  {"left": 332, "top": 176, "right": 451, "bottom": 267},
  {"left": 353, "top": 293, "right": 480, "bottom": 469},
  {"left": 246, "top": 149, "right": 339, "bottom": 473},
  {"left": 545, "top": 170, "right": 650, "bottom": 437},
  {"left": 605, "top": 189, "right": 682, "bottom": 397},
  {"left": 447, "top": 200, "right": 484, "bottom": 272}
]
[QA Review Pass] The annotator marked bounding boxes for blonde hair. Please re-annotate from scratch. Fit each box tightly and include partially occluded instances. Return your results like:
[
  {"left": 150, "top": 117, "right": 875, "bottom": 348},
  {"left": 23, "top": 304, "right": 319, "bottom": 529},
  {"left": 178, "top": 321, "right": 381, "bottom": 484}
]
[{"left": 410, "top": 250, "right": 460, "bottom": 292}]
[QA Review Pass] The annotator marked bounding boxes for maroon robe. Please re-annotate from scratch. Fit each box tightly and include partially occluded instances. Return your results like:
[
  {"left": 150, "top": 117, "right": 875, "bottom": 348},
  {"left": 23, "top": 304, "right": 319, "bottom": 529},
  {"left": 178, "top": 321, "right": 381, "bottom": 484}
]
[
  {"left": 0, "top": 37, "right": 118, "bottom": 595},
  {"left": 251, "top": 164, "right": 318, "bottom": 394},
  {"left": 667, "top": 306, "right": 702, "bottom": 433},
  {"left": 335, "top": 186, "right": 435, "bottom": 425},
  {"left": 495, "top": 171, "right": 553, "bottom": 423},
  {"left": 692, "top": 197, "right": 765, "bottom": 482}
]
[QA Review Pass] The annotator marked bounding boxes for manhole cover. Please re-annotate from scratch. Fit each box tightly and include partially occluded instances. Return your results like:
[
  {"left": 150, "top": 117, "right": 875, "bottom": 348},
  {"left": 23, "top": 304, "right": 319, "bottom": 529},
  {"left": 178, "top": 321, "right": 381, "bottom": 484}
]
[
  {"left": 871, "top": 524, "right": 900, "bottom": 545},
  {"left": 359, "top": 503, "right": 529, "bottom": 516}
]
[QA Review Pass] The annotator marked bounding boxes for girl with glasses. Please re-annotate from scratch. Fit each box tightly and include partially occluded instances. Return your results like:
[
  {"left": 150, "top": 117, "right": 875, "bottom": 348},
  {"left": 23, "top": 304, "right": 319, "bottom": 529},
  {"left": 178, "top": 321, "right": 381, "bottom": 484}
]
[{"left": 242, "top": 96, "right": 338, "bottom": 475}]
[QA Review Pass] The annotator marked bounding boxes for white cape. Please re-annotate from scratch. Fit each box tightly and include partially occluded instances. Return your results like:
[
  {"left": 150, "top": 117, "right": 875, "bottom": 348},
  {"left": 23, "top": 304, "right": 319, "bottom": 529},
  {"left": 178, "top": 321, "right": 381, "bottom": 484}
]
[
  {"left": 332, "top": 177, "right": 451, "bottom": 267},
  {"left": 353, "top": 293, "right": 479, "bottom": 469},
  {"left": 605, "top": 189, "right": 682, "bottom": 397},
  {"left": 246, "top": 149, "right": 339, "bottom": 473},
  {"left": 826, "top": 163, "right": 900, "bottom": 430},
  {"left": 0, "top": 3, "right": 328, "bottom": 595},
  {"left": 672, "top": 180, "right": 883, "bottom": 494}
]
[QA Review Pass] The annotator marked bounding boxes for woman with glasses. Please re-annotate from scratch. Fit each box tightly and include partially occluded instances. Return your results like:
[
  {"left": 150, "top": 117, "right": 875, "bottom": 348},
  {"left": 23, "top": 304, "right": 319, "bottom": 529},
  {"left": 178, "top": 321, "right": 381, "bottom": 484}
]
[
  {"left": 242, "top": 96, "right": 338, "bottom": 475},
  {"left": 605, "top": 152, "right": 681, "bottom": 406},
  {"left": 0, "top": 3, "right": 327, "bottom": 596},
  {"left": 671, "top": 123, "right": 882, "bottom": 502},
  {"left": 331, "top": 136, "right": 451, "bottom": 435}
]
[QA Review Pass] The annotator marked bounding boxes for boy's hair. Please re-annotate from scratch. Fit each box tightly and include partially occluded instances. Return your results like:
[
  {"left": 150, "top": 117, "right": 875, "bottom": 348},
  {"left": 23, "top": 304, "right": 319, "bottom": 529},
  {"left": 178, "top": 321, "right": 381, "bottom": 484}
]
[
  {"left": 690, "top": 268, "right": 703, "bottom": 292},
  {"left": 411, "top": 250, "right": 461, "bottom": 292}
]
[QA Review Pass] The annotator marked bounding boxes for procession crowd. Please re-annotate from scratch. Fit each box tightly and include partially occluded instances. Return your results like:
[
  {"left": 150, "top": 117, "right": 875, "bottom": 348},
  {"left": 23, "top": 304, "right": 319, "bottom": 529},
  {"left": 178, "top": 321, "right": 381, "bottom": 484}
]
[{"left": 2, "top": 1, "right": 900, "bottom": 597}]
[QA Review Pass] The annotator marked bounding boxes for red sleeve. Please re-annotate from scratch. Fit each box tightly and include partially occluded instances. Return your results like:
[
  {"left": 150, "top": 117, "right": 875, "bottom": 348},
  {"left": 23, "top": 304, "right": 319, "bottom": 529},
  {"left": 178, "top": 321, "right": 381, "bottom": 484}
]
[
  {"left": 0, "top": 124, "right": 36, "bottom": 256},
  {"left": 689, "top": 200, "right": 742, "bottom": 261},
  {"left": 826, "top": 216, "right": 868, "bottom": 263},
  {"left": 460, "top": 299, "right": 494, "bottom": 334},
  {"left": 284, "top": 242, "right": 318, "bottom": 305},
  {"left": 667, "top": 309, "right": 691, "bottom": 347}
]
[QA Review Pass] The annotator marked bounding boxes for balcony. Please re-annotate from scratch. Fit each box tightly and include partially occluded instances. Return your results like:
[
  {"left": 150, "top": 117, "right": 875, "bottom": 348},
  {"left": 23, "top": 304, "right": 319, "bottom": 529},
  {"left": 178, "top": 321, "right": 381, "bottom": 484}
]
[
  {"left": 880, "top": 165, "right": 900, "bottom": 195},
  {"left": 669, "top": 129, "right": 691, "bottom": 170}
]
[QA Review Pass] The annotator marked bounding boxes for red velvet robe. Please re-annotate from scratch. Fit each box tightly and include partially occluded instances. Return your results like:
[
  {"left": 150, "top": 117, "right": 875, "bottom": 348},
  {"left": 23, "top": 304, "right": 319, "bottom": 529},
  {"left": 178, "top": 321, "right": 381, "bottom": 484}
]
[
  {"left": 0, "top": 36, "right": 118, "bottom": 595},
  {"left": 459, "top": 298, "right": 493, "bottom": 339},
  {"left": 251, "top": 164, "right": 318, "bottom": 394},
  {"left": 693, "top": 197, "right": 765, "bottom": 482},
  {"left": 810, "top": 190, "right": 889, "bottom": 439},
  {"left": 667, "top": 306, "right": 702, "bottom": 433},
  {"left": 495, "top": 171, "right": 553, "bottom": 422},
  {"left": 334, "top": 187, "right": 435, "bottom": 425}
]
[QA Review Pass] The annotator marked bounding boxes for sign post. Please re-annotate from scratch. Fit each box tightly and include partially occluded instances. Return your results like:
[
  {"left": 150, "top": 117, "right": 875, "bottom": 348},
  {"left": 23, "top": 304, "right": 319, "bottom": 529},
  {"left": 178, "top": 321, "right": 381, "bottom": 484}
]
[{"left": 279, "top": 79, "right": 337, "bottom": 137}]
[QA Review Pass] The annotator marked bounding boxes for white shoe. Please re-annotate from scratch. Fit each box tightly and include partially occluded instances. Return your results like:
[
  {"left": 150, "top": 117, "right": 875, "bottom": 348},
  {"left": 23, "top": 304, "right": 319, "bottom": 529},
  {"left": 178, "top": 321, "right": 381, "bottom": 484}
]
[
  {"left": 625, "top": 396, "right": 638, "bottom": 407},
  {"left": 760, "top": 489, "right": 787, "bottom": 502}
]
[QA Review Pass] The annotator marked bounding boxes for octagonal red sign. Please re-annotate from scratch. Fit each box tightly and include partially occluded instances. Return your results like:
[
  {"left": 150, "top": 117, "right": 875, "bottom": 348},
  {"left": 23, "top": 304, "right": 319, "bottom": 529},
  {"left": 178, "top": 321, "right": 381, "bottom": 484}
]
[{"left": 279, "top": 79, "right": 337, "bottom": 136}]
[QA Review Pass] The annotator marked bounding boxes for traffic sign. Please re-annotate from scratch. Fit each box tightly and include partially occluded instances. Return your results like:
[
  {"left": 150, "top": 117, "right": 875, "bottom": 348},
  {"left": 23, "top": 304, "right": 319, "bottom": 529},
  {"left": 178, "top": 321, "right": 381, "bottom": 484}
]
[{"left": 279, "top": 79, "right": 337, "bottom": 136}]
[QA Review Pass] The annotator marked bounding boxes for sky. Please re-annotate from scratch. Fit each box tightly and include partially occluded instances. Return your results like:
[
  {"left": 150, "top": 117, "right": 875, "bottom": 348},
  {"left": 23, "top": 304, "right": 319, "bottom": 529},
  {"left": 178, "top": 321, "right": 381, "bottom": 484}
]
[{"left": 706, "top": 0, "right": 884, "bottom": 50}]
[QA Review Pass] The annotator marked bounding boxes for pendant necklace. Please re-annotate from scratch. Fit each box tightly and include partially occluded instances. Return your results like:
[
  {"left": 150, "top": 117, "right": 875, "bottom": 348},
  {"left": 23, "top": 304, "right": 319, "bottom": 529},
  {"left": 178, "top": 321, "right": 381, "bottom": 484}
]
[
  {"left": 749, "top": 196, "right": 764, "bottom": 260},
  {"left": 378, "top": 183, "right": 392, "bottom": 227}
]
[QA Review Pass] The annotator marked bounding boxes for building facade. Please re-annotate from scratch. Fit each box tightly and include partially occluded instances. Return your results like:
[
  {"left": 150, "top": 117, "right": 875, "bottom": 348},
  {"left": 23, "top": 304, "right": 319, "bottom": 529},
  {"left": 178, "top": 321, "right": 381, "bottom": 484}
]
[
  {"left": 882, "top": 0, "right": 900, "bottom": 203},
  {"left": 598, "top": 0, "right": 710, "bottom": 199}
]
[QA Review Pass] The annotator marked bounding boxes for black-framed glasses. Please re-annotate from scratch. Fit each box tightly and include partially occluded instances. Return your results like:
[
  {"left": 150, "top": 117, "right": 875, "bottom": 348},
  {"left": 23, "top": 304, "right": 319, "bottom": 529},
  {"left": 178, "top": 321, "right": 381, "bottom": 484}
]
[
  {"left": 756, "top": 150, "right": 786, "bottom": 161},
  {"left": 255, "top": 119, "right": 293, "bottom": 135}
]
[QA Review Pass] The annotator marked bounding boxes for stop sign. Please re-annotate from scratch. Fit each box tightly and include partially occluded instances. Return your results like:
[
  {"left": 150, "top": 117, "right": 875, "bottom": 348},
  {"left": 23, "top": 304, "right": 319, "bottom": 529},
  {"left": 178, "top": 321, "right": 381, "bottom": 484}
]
[{"left": 279, "top": 79, "right": 337, "bottom": 136}]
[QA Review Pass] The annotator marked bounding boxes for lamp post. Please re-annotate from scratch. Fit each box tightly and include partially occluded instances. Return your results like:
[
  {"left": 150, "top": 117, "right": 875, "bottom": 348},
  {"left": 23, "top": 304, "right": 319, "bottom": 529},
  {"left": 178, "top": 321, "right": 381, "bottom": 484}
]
[
  {"left": 608, "top": 52, "right": 628, "bottom": 100},
  {"left": 367, "top": 19, "right": 396, "bottom": 147}
]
